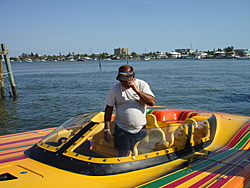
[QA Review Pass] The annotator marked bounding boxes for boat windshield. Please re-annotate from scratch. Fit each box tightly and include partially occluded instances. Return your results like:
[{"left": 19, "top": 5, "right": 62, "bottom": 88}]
[{"left": 40, "top": 112, "right": 100, "bottom": 147}]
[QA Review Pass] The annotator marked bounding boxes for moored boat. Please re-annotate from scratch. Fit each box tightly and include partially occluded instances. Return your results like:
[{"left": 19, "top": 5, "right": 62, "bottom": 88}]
[
  {"left": 141, "top": 55, "right": 150, "bottom": 61},
  {"left": 0, "top": 106, "right": 249, "bottom": 187},
  {"left": 235, "top": 56, "right": 250, "bottom": 60}
]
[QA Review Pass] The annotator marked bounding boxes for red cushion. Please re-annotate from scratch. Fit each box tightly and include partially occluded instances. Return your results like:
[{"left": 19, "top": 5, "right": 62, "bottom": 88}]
[{"left": 152, "top": 110, "right": 183, "bottom": 121}]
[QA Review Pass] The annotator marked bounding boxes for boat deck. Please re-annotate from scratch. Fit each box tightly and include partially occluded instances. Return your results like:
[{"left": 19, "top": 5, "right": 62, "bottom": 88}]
[
  {"left": 137, "top": 122, "right": 250, "bottom": 188},
  {"left": 0, "top": 128, "right": 54, "bottom": 163}
]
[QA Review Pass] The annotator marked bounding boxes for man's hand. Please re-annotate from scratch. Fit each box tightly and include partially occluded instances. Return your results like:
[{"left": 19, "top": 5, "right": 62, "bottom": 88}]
[
  {"left": 127, "top": 78, "right": 137, "bottom": 90},
  {"left": 128, "top": 78, "right": 155, "bottom": 106},
  {"left": 104, "top": 131, "right": 112, "bottom": 143},
  {"left": 104, "top": 105, "right": 114, "bottom": 142}
]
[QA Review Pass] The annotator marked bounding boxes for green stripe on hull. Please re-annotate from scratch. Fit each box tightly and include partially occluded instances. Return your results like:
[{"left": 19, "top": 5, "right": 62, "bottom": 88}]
[
  {"left": 0, "top": 144, "right": 34, "bottom": 152},
  {"left": 138, "top": 132, "right": 249, "bottom": 188}
]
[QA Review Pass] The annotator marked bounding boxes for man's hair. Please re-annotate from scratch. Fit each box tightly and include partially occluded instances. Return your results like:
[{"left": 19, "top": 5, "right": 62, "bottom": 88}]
[{"left": 118, "top": 65, "right": 134, "bottom": 73}]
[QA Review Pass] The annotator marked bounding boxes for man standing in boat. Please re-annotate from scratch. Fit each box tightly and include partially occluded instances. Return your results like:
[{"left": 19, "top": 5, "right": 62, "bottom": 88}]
[{"left": 104, "top": 65, "right": 155, "bottom": 156}]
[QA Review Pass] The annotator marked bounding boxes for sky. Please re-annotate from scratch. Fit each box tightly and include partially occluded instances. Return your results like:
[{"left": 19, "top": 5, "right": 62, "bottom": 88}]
[{"left": 1, "top": 0, "right": 250, "bottom": 57}]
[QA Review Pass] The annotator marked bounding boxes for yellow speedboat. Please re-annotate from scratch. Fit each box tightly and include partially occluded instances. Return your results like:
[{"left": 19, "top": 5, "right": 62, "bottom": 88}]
[{"left": 0, "top": 107, "right": 249, "bottom": 187}]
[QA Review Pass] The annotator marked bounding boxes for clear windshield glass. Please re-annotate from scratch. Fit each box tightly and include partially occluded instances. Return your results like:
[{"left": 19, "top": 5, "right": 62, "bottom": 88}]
[{"left": 41, "top": 112, "right": 100, "bottom": 147}]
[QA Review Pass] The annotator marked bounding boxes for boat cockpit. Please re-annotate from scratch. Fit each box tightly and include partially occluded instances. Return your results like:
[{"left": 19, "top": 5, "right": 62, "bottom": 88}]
[{"left": 25, "top": 107, "right": 216, "bottom": 175}]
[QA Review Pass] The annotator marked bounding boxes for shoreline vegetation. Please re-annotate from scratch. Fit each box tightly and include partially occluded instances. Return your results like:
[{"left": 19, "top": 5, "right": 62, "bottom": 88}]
[{"left": 8, "top": 46, "right": 250, "bottom": 62}]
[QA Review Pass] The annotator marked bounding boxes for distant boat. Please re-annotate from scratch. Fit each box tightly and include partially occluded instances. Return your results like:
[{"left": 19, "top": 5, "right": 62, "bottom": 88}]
[
  {"left": 102, "top": 58, "right": 112, "bottom": 61},
  {"left": 142, "top": 57, "right": 150, "bottom": 61},
  {"left": 186, "top": 55, "right": 201, "bottom": 60},
  {"left": 26, "top": 59, "right": 33, "bottom": 62},
  {"left": 235, "top": 56, "right": 250, "bottom": 60},
  {"left": 77, "top": 58, "right": 86, "bottom": 61},
  {"left": 141, "top": 55, "right": 150, "bottom": 61}
]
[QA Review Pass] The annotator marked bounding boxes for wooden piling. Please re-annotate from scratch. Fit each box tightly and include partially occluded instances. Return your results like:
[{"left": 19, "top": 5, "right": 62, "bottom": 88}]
[
  {"left": 0, "top": 43, "right": 18, "bottom": 98},
  {"left": 0, "top": 56, "right": 5, "bottom": 98},
  {"left": 99, "top": 56, "right": 102, "bottom": 68}
]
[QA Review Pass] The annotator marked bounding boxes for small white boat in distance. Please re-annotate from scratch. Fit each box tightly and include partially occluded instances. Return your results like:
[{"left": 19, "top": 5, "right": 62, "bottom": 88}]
[
  {"left": 235, "top": 56, "right": 250, "bottom": 60},
  {"left": 141, "top": 55, "right": 150, "bottom": 61}
]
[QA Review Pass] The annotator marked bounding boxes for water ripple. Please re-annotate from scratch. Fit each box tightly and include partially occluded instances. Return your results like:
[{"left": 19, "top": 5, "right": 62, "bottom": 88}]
[{"left": 1, "top": 59, "right": 250, "bottom": 135}]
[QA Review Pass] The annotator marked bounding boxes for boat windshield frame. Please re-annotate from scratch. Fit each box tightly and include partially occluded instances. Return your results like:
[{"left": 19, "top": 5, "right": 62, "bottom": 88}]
[{"left": 37, "top": 112, "right": 102, "bottom": 152}]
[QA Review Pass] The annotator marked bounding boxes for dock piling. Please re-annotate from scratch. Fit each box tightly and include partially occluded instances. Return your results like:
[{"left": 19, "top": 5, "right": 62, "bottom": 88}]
[
  {"left": 0, "top": 56, "right": 5, "bottom": 98},
  {"left": 0, "top": 43, "right": 18, "bottom": 98},
  {"left": 99, "top": 56, "right": 102, "bottom": 69}
]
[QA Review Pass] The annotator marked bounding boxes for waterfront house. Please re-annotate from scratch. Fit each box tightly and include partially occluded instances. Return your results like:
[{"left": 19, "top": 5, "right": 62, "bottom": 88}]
[
  {"left": 235, "top": 49, "right": 250, "bottom": 57},
  {"left": 226, "top": 51, "right": 236, "bottom": 58}
]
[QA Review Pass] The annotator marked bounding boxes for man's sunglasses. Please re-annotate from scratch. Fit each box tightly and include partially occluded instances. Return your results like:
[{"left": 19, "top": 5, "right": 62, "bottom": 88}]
[{"left": 119, "top": 80, "right": 128, "bottom": 83}]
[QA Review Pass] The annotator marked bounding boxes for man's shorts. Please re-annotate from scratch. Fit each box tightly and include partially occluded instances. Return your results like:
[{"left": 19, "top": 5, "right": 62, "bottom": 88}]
[{"left": 113, "top": 125, "right": 146, "bottom": 151}]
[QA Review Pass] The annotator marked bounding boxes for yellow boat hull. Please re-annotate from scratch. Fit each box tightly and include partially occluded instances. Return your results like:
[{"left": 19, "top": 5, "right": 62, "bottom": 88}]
[{"left": 0, "top": 107, "right": 249, "bottom": 187}]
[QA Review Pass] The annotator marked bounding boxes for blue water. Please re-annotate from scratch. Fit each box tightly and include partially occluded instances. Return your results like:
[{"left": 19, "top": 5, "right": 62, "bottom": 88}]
[{"left": 0, "top": 59, "right": 249, "bottom": 136}]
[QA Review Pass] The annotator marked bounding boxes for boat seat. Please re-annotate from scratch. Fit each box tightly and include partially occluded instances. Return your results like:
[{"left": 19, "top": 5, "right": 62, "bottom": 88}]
[
  {"left": 133, "top": 114, "right": 169, "bottom": 155},
  {"left": 151, "top": 110, "right": 198, "bottom": 127},
  {"left": 172, "top": 125, "right": 187, "bottom": 148},
  {"left": 145, "top": 113, "right": 162, "bottom": 129},
  {"left": 181, "top": 116, "right": 211, "bottom": 146},
  {"left": 151, "top": 110, "right": 183, "bottom": 122},
  {"left": 94, "top": 141, "right": 118, "bottom": 157},
  {"left": 91, "top": 122, "right": 119, "bottom": 157},
  {"left": 148, "top": 110, "right": 195, "bottom": 148},
  {"left": 192, "top": 117, "right": 210, "bottom": 145}
]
